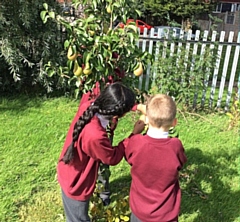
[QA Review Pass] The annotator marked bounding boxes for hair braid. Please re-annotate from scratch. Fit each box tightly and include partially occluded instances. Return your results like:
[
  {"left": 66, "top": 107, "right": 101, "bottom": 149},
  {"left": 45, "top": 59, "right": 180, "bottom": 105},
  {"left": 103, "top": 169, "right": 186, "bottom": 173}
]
[
  {"left": 61, "top": 104, "right": 99, "bottom": 164},
  {"left": 61, "top": 82, "right": 136, "bottom": 164}
]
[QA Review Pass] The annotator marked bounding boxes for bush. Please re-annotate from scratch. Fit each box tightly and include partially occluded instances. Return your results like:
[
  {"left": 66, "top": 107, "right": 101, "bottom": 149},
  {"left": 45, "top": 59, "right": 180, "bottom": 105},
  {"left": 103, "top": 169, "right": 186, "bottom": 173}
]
[
  {"left": 0, "top": 0, "right": 68, "bottom": 95},
  {"left": 150, "top": 40, "right": 218, "bottom": 109}
]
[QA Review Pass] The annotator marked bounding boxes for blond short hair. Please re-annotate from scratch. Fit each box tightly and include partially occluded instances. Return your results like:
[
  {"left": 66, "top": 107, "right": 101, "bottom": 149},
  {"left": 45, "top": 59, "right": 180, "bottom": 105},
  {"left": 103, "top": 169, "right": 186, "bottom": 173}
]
[{"left": 146, "top": 94, "right": 176, "bottom": 128}]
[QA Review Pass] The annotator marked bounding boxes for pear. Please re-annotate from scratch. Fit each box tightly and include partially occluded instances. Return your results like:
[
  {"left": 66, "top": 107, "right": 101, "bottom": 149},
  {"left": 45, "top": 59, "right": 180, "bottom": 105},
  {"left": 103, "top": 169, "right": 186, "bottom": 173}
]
[
  {"left": 106, "top": 5, "right": 112, "bottom": 13},
  {"left": 73, "top": 60, "right": 82, "bottom": 76},
  {"left": 139, "top": 114, "right": 148, "bottom": 131},
  {"left": 83, "top": 62, "right": 92, "bottom": 75},
  {"left": 88, "top": 30, "right": 95, "bottom": 36},
  {"left": 67, "top": 46, "right": 77, "bottom": 61},
  {"left": 139, "top": 114, "right": 146, "bottom": 123},
  {"left": 133, "top": 62, "right": 143, "bottom": 76}
]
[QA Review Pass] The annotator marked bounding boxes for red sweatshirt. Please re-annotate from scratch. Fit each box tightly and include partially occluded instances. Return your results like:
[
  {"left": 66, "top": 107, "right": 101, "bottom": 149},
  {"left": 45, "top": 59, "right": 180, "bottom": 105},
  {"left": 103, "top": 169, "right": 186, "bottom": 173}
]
[
  {"left": 57, "top": 100, "right": 134, "bottom": 201},
  {"left": 125, "top": 135, "right": 187, "bottom": 222}
]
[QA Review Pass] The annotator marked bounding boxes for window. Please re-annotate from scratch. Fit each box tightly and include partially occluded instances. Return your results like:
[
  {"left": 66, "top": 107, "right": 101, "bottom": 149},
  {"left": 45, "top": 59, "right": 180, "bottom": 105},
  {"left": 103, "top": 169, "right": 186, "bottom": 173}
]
[
  {"left": 236, "top": 4, "right": 240, "bottom": 11},
  {"left": 222, "top": 3, "right": 232, "bottom": 12},
  {"left": 225, "top": 12, "right": 235, "bottom": 24},
  {"left": 215, "top": 3, "right": 222, "bottom": 12},
  {"left": 214, "top": 3, "right": 240, "bottom": 13}
]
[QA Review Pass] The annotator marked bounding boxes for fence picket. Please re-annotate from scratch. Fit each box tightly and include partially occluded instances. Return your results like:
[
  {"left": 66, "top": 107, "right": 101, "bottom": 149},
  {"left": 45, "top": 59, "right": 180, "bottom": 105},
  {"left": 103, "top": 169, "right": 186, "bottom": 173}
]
[
  {"left": 201, "top": 31, "right": 217, "bottom": 107},
  {"left": 145, "top": 29, "right": 154, "bottom": 91},
  {"left": 176, "top": 29, "right": 185, "bottom": 67},
  {"left": 138, "top": 28, "right": 148, "bottom": 90},
  {"left": 209, "top": 31, "right": 226, "bottom": 108},
  {"left": 184, "top": 30, "right": 191, "bottom": 71},
  {"left": 190, "top": 30, "right": 200, "bottom": 73},
  {"left": 225, "top": 32, "right": 240, "bottom": 109},
  {"left": 193, "top": 30, "right": 209, "bottom": 107},
  {"left": 153, "top": 40, "right": 160, "bottom": 81},
  {"left": 217, "top": 31, "right": 234, "bottom": 108}
]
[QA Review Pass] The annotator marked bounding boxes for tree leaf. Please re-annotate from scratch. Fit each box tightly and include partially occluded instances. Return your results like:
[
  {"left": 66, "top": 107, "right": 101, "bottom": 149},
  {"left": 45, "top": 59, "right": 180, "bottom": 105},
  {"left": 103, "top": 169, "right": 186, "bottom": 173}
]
[
  {"left": 48, "top": 11, "right": 55, "bottom": 19},
  {"left": 43, "top": 15, "right": 49, "bottom": 24},
  {"left": 40, "top": 11, "right": 47, "bottom": 21},
  {"left": 43, "top": 3, "right": 48, "bottom": 10}
]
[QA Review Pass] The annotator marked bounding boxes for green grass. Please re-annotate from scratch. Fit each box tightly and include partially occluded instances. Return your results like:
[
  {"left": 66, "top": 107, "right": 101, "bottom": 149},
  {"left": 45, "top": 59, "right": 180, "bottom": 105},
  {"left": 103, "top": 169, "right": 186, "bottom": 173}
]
[
  {"left": 0, "top": 96, "right": 239, "bottom": 222},
  {"left": 0, "top": 96, "right": 78, "bottom": 222}
]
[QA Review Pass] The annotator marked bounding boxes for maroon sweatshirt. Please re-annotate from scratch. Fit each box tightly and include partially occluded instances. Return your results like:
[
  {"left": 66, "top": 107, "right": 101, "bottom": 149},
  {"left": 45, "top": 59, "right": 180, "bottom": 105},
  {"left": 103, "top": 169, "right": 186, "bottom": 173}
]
[
  {"left": 125, "top": 135, "right": 187, "bottom": 222},
  {"left": 57, "top": 100, "right": 136, "bottom": 201}
]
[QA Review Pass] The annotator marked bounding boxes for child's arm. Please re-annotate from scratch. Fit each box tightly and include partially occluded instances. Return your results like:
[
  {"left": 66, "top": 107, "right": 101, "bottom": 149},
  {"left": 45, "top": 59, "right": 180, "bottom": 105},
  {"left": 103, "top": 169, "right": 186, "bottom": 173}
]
[{"left": 132, "top": 120, "right": 145, "bottom": 134}]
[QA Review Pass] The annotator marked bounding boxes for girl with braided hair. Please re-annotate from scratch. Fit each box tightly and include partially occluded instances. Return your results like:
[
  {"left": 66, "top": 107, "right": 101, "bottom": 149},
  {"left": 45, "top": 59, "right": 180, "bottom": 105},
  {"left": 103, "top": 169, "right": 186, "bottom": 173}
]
[{"left": 57, "top": 82, "right": 145, "bottom": 222}]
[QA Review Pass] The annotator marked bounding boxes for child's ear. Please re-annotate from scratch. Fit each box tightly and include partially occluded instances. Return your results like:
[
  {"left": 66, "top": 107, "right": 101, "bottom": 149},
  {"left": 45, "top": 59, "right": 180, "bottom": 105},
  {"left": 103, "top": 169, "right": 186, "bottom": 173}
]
[{"left": 172, "top": 118, "right": 177, "bottom": 127}]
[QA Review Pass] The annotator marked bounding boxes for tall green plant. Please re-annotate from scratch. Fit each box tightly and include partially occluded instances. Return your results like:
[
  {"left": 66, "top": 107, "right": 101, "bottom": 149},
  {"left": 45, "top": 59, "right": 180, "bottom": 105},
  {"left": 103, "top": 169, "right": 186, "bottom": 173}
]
[
  {"left": 41, "top": 0, "right": 152, "bottom": 97},
  {"left": 150, "top": 40, "right": 218, "bottom": 109}
]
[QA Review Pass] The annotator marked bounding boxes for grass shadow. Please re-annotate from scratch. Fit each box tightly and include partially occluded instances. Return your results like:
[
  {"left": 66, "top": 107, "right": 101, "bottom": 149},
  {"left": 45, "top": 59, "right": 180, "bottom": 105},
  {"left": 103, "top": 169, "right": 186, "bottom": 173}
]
[
  {"left": 0, "top": 94, "right": 78, "bottom": 114},
  {"left": 109, "top": 175, "right": 131, "bottom": 203},
  {"left": 180, "top": 147, "right": 240, "bottom": 222},
  {"left": 0, "top": 95, "right": 44, "bottom": 113}
]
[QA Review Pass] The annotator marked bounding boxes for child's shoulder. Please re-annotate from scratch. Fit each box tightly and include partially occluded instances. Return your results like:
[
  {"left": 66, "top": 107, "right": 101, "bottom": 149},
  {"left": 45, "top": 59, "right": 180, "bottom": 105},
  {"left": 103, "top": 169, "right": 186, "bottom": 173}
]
[
  {"left": 84, "top": 117, "right": 106, "bottom": 136},
  {"left": 169, "top": 137, "right": 183, "bottom": 144},
  {"left": 129, "top": 133, "right": 148, "bottom": 143},
  {"left": 169, "top": 137, "right": 184, "bottom": 151},
  {"left": 169, "top": 137, "right": 182, "bottom": 141}
]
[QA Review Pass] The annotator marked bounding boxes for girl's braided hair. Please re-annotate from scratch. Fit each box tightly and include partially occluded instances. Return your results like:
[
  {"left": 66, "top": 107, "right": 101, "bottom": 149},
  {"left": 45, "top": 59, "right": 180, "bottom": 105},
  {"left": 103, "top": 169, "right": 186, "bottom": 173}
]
[{"left": 62, "top": 82, "right": 136, "bottom": 164}]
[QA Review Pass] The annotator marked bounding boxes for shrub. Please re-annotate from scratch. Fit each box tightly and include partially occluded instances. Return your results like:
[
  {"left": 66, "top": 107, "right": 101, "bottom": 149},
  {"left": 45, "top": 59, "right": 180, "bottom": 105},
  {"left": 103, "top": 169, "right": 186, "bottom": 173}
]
[
  {"left": 0, "top": 0, "right": 67, "bottom": 95},
  {"left": 150, "top": 39, "right": 218, "bottom": 109},
  {"left": 226, "top": 91, "right": 239, "bottom": 130}
]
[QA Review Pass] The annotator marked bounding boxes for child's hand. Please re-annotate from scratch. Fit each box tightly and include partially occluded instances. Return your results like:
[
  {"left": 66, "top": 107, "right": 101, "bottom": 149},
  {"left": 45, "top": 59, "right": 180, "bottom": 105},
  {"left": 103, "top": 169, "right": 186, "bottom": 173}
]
[{"left": 132, "top": 120, "right": 145, "bottom": 134}]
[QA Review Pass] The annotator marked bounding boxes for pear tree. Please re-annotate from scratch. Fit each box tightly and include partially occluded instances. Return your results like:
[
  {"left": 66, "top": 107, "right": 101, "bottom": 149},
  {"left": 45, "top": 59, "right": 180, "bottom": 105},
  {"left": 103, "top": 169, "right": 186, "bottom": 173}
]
[{"left": 41, "top": 0, "right": 152, "bottom": 97}]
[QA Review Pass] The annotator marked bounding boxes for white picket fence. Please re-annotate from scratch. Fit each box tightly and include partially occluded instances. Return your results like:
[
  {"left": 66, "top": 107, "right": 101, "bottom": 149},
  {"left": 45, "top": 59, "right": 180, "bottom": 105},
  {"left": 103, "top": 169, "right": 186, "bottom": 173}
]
[{"left": 137, "top": 28, "right": 240, "bottom": 110}]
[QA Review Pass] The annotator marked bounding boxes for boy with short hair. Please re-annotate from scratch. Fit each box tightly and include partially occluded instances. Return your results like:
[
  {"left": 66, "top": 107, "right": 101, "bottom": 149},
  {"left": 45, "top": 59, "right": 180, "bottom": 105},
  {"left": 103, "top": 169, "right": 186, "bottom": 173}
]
[{"left": 125, "top": 94, "right": 187, "bottom": 222}]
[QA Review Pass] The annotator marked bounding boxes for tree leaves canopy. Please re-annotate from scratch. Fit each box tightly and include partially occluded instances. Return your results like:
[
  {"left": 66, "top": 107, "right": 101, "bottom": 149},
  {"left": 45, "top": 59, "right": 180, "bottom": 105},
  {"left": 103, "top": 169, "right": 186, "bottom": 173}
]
[{"left": 144, "top": 0, "right": 217, "bottom": 19}]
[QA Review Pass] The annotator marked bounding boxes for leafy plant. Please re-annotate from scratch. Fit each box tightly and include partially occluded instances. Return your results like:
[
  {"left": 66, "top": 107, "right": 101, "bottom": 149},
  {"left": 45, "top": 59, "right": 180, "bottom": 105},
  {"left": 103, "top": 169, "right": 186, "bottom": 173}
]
[
  {"left": 90, "top": 185, "right": 130, "bottom": 222},
  {"left": 0, "top": 0, "right": 65, "bottom": 94},
  {"left": 143, "top": 0, "right": 217, "bottom": 24},
  {"left": 150, "top": 40, "right": 218, "bottom": 109},
  {"left": 41, "top": 0, "right": 153, "bottom": 97},
  {"left": 226, "top": 91, "right": 239, "bottom": 130}
]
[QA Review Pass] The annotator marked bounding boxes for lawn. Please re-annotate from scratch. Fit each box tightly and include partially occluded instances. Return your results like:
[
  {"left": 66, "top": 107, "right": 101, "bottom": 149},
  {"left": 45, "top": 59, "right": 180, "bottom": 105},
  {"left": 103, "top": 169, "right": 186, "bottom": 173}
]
[{"left": 0, "top": 95, "right": 239, "bottom": 222}]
